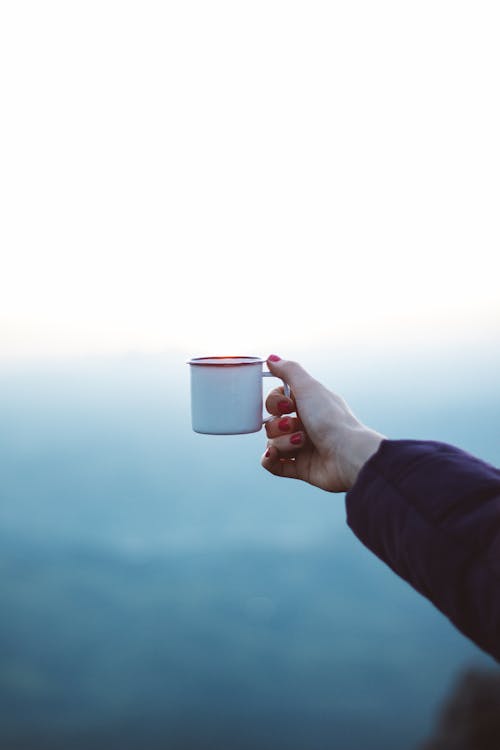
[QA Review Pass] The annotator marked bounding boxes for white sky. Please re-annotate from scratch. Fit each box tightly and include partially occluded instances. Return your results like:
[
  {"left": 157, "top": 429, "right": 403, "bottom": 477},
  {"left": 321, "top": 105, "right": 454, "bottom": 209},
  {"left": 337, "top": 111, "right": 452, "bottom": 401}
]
[{"left": 0, "top": 1, "right": 499, "bottom": 360}]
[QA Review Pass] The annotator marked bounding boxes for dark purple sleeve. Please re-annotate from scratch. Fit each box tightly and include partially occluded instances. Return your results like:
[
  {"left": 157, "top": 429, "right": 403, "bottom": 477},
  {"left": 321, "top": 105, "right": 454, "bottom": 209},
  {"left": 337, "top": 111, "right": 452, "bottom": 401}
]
[{"left": 345, "top": 440, "right": 500, "bottom": 661}]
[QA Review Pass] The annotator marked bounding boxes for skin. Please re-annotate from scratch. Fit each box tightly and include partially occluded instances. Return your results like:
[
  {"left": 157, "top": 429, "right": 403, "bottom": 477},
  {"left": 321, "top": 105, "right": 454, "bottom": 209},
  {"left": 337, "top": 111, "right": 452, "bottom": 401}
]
[{"left": 261, "top": 356, "right": 385, "bottom": 492}]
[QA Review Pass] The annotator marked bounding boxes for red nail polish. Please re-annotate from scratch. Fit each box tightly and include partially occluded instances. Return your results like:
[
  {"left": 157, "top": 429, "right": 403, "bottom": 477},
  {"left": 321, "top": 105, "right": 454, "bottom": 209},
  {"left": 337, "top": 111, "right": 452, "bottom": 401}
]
[
  {"left": 290, "top": 433, "right": 302, "bottom": 445},
  {"left": 278, "top": 418, "right": 289, "bottom": 431},
  {"left": 278, "top": 400, "right": 290, "bottom": 414},
  {"left": 268, "top": 354, "right": 281, "bottom": 362},
  {"left": 265, "top": 448, "right": 271, "bottom": 457}
]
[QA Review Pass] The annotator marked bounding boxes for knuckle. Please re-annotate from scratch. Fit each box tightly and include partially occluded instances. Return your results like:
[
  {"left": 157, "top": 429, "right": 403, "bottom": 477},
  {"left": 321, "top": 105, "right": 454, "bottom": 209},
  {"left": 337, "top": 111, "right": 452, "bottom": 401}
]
[{"left": 264, "top": 421, "right": 274, "bottom": 437}]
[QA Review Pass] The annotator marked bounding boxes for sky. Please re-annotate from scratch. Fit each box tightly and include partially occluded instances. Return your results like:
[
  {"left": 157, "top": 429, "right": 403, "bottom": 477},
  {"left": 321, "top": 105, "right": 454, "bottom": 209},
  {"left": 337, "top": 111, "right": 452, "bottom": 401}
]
[{"left": 0, "top": 1, "right": 499, "bottom": 361}]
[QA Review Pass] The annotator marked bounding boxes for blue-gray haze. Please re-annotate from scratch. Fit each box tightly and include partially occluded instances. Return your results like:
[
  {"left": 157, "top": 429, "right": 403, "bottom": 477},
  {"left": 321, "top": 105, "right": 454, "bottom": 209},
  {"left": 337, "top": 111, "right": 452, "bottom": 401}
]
[{"left": 0, "top": 348, "right": 498, "bottom": 749}]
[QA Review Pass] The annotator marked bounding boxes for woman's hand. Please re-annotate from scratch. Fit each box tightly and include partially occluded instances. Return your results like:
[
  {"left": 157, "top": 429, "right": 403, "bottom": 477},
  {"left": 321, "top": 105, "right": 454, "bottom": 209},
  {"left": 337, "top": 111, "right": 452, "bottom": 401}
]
[{"left": 261, "top": 356, "right": 385, "bottom": 493}]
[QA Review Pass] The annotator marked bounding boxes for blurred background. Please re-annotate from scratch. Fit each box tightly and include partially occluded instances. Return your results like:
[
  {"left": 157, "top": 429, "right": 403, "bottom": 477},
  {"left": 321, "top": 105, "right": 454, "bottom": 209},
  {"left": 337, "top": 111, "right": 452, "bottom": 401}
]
[{"left": 0, "top": 1, "right": 499, "bottom": 748}]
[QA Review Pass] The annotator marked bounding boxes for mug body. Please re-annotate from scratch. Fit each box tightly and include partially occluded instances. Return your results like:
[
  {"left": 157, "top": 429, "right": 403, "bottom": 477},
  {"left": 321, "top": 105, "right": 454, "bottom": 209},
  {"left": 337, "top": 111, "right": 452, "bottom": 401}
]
[{"left": 189, "top": 356, "right": 264, "bottom": 434}]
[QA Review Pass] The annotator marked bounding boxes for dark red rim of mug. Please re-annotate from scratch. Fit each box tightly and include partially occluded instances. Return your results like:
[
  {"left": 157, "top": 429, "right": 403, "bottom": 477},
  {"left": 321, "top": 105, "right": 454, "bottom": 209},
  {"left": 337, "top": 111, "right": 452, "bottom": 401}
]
[{"left": 187, "top": 356, "right": 264, "bottom": 367}]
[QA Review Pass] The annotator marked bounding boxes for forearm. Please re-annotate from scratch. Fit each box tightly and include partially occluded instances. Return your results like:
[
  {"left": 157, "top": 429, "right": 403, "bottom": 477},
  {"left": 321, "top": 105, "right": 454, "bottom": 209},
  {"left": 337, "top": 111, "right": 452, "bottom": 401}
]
[{"left": 346, "top": 440, "right": 500, "bottom": 661}]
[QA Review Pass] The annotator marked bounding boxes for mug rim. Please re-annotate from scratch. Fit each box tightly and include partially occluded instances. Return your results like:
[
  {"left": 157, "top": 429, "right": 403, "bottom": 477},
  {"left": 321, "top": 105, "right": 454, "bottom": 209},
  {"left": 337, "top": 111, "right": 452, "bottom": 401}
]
[{"left": 188, "top": 355, "right": 264, "bottom": 367}]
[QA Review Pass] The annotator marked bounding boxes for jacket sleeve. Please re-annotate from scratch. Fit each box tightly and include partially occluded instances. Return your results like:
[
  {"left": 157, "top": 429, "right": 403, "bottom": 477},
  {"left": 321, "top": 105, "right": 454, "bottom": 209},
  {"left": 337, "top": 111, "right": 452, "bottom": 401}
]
[{"left": 345, "top": 440, "right": 500, "bottom": 661}]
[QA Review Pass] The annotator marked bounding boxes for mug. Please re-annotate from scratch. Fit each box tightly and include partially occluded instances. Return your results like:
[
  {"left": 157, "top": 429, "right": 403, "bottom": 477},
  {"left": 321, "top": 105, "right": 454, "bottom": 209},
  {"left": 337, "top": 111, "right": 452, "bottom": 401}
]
[{"left": 188, "top": 356, "right": 290, "bottom": 435}]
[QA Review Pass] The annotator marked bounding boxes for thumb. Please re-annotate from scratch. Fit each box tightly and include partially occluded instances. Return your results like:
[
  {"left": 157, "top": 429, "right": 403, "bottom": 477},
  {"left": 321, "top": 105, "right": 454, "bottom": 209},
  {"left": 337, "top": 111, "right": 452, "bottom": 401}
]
[{"left": 266, "top": 355, "right": 316, "bottom": 395}]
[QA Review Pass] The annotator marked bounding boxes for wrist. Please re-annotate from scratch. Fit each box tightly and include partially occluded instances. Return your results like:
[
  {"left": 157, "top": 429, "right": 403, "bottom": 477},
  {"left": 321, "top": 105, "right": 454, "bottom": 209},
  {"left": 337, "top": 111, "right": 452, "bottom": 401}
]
[{"left": 338, "top": 425, "right": 385, "bottom": 490}]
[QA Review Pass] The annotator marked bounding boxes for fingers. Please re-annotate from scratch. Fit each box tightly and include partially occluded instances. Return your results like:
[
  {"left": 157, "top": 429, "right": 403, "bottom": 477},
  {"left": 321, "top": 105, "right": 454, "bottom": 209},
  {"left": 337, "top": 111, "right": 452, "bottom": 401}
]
[
  {"left": 264, "top": 415, "right": 302, "bottom": 439},
  {"left": 265, "top": 386, "right": 296, "bottom": 417},
  {"left": 260, "top": 444, "right": 300, "bottom": 480},
  {"left": 262, "top": 355, "right": 320, "bottom": 483},
  {"left": 266, "top": 355, "right": 317, "bottom": 395},
  {"left": 267, "top": 430, "right": 306, "bottom": 455}
]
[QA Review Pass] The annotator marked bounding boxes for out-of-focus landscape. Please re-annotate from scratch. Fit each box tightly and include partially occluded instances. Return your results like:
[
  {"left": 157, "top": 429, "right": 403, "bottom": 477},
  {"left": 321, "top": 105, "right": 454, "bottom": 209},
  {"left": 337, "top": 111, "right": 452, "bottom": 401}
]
[{"left": 0, "top": 346, "right": 498, "bottom": 749}]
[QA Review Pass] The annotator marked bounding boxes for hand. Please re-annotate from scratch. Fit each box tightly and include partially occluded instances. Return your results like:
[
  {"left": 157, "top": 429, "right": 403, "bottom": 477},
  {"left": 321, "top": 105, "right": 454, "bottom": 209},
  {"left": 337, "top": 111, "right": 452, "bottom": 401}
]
[{"left": 261, "top": 356, "right": 385, "bottom": 492}]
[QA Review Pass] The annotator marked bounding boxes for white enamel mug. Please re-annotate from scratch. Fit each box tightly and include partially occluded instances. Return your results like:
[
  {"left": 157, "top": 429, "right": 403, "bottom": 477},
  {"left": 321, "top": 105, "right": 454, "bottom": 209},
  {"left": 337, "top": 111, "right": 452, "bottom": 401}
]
[{"left": 188, "top": 356, "right": 291, "bottom": 435}]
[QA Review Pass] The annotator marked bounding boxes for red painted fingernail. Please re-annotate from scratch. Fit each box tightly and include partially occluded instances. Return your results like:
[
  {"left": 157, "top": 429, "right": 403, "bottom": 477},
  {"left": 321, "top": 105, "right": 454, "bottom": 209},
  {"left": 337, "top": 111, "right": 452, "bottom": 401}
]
[
  {"left": 278, "top": 418, "right": 290, "bottom": 431},
  {"left": 265, "top": 448, "right": 271, "bottom": 457},
  {"left": 268, "top": 354, "right": 281, "bottom": 362},
  {"left": 290, "top": 433, "right": 302, "bottom": 445},
  {"left": 278, "top": 400, "right": 290, "bottom": 414}
]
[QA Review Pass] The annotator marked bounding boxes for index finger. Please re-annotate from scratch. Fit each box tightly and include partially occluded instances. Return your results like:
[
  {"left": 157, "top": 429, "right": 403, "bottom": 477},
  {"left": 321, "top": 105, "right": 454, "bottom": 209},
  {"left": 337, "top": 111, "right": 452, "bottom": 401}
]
[{"left": 265, "top": 386, "right": 296, "bottom": 416}]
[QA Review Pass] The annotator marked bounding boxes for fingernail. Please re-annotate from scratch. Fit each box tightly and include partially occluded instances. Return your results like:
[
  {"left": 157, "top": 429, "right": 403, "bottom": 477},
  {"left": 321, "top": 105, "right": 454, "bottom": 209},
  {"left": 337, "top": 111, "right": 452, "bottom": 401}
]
[
  {"left": 265, "top": 448, "right": 271, "bottom": 457},
  {"left": 278, "top": 418, "right": 290, "bottom": 431},
  {"left": 278, "top": 400, "right": 290, "bottom": 414},
  {"left": 290, "top": 433, "right": 302, "bottom": 445},
  {"left": 268, "top": 354, "right": 281, "bottom": 362}
]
